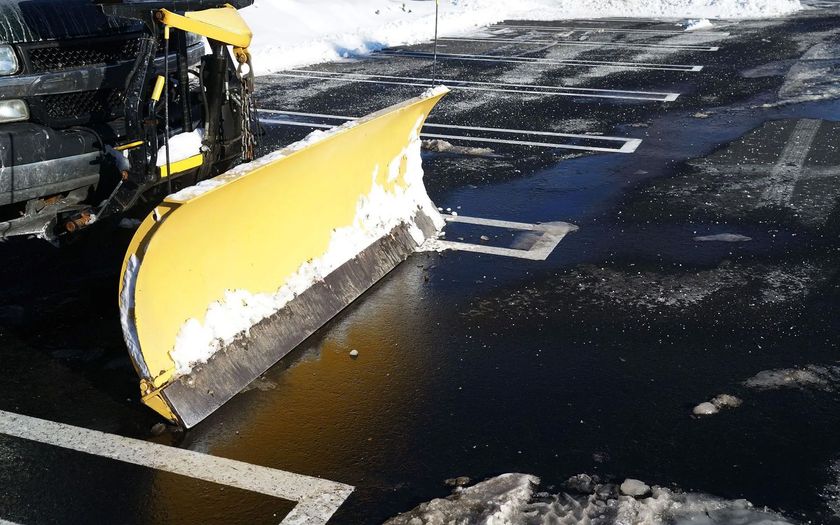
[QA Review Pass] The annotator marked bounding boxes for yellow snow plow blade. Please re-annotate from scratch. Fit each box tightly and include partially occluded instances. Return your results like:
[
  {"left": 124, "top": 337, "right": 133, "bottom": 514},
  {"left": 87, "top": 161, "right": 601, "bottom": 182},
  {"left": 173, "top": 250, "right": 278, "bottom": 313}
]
[{"left": 120, "top": 88, "right": 448, "bottom": 427}]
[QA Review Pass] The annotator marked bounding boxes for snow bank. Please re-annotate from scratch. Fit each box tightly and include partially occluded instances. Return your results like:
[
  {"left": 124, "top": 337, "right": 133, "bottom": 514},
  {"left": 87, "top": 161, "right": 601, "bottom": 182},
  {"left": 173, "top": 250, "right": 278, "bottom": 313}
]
[
  {"left": 744, "top": 364, "right": 840, "bottom": 391},
  {"left": 685, "top": 18, "right": 715, "bottom": 31},
  {"left": 242, "top": 0, "right": 802, "bottom": 74},
  {"left": 386, "top": 473, "right": 796, "bottom": 525},
  {"left": 386, "top": 473, "right": 537, "bottom": 524}
]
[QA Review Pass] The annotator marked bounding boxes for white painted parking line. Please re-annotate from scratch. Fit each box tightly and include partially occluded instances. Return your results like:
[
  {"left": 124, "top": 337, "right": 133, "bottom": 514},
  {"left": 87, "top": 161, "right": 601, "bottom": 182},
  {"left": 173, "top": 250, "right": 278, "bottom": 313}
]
[
  {"left": 440, "top": 36, "right": 720, "bottom": 52},
  {"left": 0, "top": 410, "right": 353, "bottom": 525},
  {"left": 276, "top": 70, "right": 680, "bottom": 102},
  {"left": 591, "top": 17, "right": 685, "bottom": 22},
  {"left": 260, "top": 109, "right": 638, "bottom": 143},
  {"left": 376, "top": 50, "right": 703, "bottom": 72},
  {"left": 258, "top": 109, "right": 643, "bottom": 154},
  {"left": 494, "top": 24, "right": 729, "bottom": 36},
  {"left": 260, "top": 119, "right": 640, "bottom": 153},
  {"left": 262, "top": 119, "right": 641, "bottom": 153},
  {"left": 422, "top": 215, "right": 578, "bottom": 260},
  {"left": 762, "top": 119, "right": 822, "bottom": 206},
  {"left": 0, "top": 519, "right": 23, "bottom": 525}
]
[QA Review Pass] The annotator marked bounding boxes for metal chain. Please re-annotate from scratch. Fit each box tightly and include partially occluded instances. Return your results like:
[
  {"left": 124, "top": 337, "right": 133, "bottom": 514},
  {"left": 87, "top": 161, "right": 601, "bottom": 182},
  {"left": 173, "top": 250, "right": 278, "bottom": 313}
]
[{"left": 239, "top": 60, "right": 258, "bottom": 162}]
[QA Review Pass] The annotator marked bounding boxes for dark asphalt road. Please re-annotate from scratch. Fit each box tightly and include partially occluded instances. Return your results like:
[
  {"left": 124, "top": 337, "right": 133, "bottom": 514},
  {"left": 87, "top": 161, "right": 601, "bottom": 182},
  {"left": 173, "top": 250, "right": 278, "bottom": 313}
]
[{"left": 3, "top": 4, "right": 840, "bottom": 524}]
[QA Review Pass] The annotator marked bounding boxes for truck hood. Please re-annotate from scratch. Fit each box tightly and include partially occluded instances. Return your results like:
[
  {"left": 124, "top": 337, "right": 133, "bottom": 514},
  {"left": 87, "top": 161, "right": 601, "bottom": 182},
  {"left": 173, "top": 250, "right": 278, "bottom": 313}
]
[{"left": 0, "top": 0, "right": 138, "bottom": 44}]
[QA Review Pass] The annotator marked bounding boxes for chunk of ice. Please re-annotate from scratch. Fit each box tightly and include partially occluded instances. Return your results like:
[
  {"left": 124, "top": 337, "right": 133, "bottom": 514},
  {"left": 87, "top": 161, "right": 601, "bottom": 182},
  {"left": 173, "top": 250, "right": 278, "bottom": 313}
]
[
  {"left": 620, "top": 478, "right": 651, "bottom": 497},
  {"left": 693, "top": 402, "right": 719, "bottom": 416},
  {"left": 712, "top": 393, "right": 743, "bottom": 409}
]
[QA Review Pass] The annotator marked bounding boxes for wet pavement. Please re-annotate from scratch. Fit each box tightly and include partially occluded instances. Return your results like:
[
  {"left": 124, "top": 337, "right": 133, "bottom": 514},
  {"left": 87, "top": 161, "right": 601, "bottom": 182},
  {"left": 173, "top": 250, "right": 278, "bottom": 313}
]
[{"left": 3, "top": 3, "right": 840, "bottom": 524}]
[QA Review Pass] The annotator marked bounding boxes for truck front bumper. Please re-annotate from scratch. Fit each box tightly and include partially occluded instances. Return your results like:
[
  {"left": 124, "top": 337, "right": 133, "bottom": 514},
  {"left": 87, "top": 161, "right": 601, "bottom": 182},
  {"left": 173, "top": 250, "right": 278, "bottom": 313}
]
[{"left": 0, "top": 123, "right": 102, "bottom": 207}]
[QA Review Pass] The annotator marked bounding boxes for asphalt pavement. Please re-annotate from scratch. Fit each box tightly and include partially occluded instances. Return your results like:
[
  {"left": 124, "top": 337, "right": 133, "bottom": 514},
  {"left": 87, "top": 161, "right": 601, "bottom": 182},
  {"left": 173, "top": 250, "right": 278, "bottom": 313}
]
[{"left": 3, "top": 3, "right": 840, "bottom": 524}]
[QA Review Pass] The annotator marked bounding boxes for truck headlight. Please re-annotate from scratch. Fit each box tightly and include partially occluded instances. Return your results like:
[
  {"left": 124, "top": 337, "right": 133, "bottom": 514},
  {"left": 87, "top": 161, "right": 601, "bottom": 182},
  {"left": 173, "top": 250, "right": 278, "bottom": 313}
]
[
  {"left": 0, "top": 45, "right": 19, "bottom": 75},
  {"left": 0, "top": 100, "right": 29, "bottom": 123}
]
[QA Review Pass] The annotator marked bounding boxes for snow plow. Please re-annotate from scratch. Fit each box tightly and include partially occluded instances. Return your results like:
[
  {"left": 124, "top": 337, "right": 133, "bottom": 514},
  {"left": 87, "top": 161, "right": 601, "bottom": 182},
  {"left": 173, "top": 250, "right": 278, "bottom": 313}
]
[{"left": 101, "top": 1, "right": 448, "bottom": 427}]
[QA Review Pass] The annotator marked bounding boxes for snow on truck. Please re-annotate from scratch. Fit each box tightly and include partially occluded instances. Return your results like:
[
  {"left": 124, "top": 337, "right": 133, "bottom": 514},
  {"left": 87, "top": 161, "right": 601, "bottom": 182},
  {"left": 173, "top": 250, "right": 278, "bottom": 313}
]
[{"left": 1, "top": 0, "right": 448, "bottom": 427}]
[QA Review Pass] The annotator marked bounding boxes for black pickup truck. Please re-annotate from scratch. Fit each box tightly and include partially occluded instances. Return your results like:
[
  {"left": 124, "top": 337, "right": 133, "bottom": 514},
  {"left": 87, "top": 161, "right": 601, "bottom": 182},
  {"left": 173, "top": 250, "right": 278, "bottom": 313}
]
[{"left": 0, "top": 0, "right": 232, "bottom": 240}]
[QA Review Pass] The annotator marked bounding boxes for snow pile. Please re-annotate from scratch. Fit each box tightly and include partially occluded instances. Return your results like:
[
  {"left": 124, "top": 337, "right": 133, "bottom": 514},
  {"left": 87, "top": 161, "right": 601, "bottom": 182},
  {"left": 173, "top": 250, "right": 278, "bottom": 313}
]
[
  {"left": 743, "top": 364, "right": 840, "bottom": 391},
  {"left": 824, "top": 458, "right": 840, "bottom": 519},
  {"left": 685, "top": 18, "right": 715, "bottom": 31},
  {"left": 385, "top": 473, "right": 537, "bottom": 524},
  {"left": 167, "top": 90, "right": 445, "bottom": 376},
  {"left": 242, "top": 0, "right": 802, "bottom": 74},
  {"left": 693, "top": 393, "right": 743, "bottom": 416},
  {"left": 386, "top": 473, "right": 796, "bottom": 525}
]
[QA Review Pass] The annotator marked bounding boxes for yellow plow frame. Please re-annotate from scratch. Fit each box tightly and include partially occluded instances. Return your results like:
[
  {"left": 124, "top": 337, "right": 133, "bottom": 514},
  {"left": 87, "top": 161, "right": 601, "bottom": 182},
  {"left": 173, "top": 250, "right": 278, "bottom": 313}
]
[{"left": 120, "top": 90, "right": 448, "bottom": 427}]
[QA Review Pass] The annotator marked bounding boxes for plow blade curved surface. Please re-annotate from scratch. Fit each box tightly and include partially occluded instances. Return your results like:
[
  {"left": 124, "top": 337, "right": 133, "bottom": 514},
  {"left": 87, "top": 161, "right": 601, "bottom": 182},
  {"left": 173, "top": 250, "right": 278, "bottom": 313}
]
[{"left": 119, "top": 88, "right": 448, "bottom": 427}]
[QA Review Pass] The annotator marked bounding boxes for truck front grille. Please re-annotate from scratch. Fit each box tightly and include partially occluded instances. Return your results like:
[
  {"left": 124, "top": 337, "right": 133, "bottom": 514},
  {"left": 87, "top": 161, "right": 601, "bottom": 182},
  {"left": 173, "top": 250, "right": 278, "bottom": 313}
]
[
  {"left": 40, "top": 89, "right": 124, "bottom": 125},
  {"left": 27, "top": 37, "right": 142, "bottom": 72}
]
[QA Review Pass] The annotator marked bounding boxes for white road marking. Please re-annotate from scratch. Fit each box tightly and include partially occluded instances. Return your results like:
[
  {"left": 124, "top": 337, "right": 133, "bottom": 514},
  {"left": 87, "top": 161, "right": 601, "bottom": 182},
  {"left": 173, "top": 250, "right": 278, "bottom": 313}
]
[
  {"left": 704, "top": 164, "right": 838, "bottom": 179},
  {"left": 0, "top": 410, "right": 353, "bottom": 525},
  {"left": 494, "top": 24, "right": 729, "bottom": 36},
  {"left": 440, "top": 36, "right": 720, "bottom": 52},
  {"left": 0, "top": 519, "right": 23, "bottom": 525},
  {"left": 422, "top": 215, "right": 578, "bottom": 260},
  {"left": 276, "top": 70, "right": 680, "bottom": 102},
  {"left": 375, "top": 49, "right": 703, "bottom": 72},
  {"left": 762, "top": 119, "right": 822, "bottom": 206},
  {"left": 259, "top": 109, "right": 637, "bottom": 142},
  {"left": 258, "top": 109, "right": 643, "bottom": 153},
  {"left": 260, "top": 119, "right": 639, "bottom": 153},
  {"left": 590, "top": 17, "right": 687, "bottom": 22}
]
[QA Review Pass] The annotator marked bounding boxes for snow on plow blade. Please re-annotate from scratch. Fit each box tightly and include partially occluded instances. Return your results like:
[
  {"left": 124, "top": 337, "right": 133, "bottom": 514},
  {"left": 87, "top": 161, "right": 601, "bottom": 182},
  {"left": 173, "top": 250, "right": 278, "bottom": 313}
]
[{"left": 119, "top": 88, "right": 448, "bottom": 427}]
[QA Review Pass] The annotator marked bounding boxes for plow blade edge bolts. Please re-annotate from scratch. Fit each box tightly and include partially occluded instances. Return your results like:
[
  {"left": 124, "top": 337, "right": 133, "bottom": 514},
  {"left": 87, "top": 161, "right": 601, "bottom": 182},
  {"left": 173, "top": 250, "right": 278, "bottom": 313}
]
[{"left": 119, "top": 88, "right": 449, "bottom": 427}]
